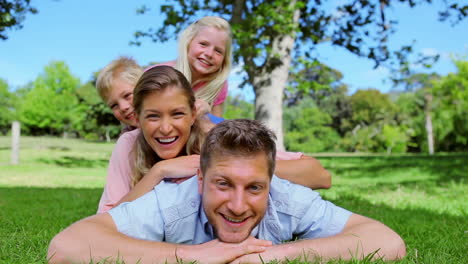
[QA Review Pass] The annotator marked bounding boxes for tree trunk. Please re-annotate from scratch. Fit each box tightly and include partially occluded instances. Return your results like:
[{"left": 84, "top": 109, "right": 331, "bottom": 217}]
[
  {"left": 252, "top": 5, "right": 299, "bottom": 152},
  {"left": 424, "top": 93, "right": 434, "bottom": 154},
  {"left": 106, "top": 127, "right": 111, "bottom": 143}
]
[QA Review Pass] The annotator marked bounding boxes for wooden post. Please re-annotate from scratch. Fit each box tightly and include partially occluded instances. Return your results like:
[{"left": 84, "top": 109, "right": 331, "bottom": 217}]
[{"left": 11, "top": 121, "right": 20, "bottom": 165}]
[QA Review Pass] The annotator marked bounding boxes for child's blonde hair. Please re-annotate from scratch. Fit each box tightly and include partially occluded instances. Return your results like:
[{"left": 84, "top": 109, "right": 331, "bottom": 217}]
[
  {"left": 176, "top": 16, "right": 232, "bottom": 106},
  {"left": 95, "top": 56, "right": 143, "bottom": 102}
]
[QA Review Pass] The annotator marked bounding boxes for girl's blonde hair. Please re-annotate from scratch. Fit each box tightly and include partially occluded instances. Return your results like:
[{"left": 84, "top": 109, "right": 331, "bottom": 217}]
[
  {"left": 95, "top": 56, "right": 143, "bottom": 102},
  {"left": 131, "top": 66, "right": 205, "bottom": 186},
  {"left": 176, "top": 16, "right": 232, "bottom": 106}
]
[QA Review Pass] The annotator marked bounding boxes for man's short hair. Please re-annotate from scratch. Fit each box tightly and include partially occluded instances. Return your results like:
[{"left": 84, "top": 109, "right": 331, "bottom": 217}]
[{"left": 200, "top": 119, "right": 276, "bottom": 177}]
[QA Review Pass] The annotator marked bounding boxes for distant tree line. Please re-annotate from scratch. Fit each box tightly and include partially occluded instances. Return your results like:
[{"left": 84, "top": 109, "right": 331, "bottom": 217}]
[
  {"left": 225, "top": 59, "right": 468, "bottom": 153},
  {"left": 1, "top": 59, "right": 467, "bottom": 153},
  {"left": 0, "top": 61, "right": 120, "bottom": 141}
]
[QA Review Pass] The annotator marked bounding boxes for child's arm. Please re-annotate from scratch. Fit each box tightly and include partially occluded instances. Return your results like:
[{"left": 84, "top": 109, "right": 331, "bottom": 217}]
[{"left": 275, "top": 153, "right": 332, "bottom": 189}]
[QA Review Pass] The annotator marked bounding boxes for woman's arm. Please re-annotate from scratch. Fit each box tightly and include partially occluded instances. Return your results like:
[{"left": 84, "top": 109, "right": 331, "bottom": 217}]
[
  {"left": 113, "top": 155, "right": 200, "bottom": 207},
  {"left": 275, "top": 154, "right": 332, "bottom": 189}
]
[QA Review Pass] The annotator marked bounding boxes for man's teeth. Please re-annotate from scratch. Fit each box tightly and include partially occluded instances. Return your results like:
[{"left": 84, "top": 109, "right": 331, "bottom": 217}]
[
  {"left": 225, "top": 216, "right": 244, "bottom": 223},
  {"left": 158, "top": 137, "right": 176, "bottom": 143}
]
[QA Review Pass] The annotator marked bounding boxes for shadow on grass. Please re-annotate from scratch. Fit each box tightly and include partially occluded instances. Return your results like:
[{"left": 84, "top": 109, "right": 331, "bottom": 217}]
[
  {"left": 0, "top": 186, "right": 465, "bottom": 263},
  {"left": 37, "top": 156, "right": 109, "bottom": 168},
  {"left": 318, "top": 153, "right": 468, "bottom": 184}
]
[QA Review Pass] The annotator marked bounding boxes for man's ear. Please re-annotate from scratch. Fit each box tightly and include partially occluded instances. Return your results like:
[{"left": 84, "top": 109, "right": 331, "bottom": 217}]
[{"left": 197, "top": 168, "right": 203, "bottom": 194}]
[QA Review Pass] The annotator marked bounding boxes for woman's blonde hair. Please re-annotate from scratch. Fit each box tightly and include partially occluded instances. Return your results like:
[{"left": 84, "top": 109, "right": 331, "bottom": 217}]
[
  {"left": 176, "top": 16, "right": 232, "bottom": 106},
  {"left": 95, "top": 56, "right": 143, "bottom": 102},
  {"left": 131, "top": 66, "right": 205, "bottom": 187}
]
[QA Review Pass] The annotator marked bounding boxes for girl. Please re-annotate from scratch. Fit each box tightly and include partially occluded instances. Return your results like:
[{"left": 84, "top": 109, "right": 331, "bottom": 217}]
[
  {"left": 97, "top": 66, "right": 331, "bottom": 213},
  {"left": 146, "top": 16, "right": 232, "bottom": 117}
]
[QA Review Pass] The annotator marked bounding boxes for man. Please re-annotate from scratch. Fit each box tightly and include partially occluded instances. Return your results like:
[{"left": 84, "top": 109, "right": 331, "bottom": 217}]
[{"left": 48, "top": 119, "right": 406, "bottom": 264}]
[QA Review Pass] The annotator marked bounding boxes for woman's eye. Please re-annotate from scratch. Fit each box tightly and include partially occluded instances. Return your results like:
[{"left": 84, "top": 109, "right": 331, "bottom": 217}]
[
  {"left": 125, "top": 93, "right": 133, "bottom": 99},
  {"left": 146, "top": 114, "right": 159, "bottom": 119}
]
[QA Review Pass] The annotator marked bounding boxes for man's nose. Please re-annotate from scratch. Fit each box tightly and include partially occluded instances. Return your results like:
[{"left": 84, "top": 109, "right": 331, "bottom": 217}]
[{"left": 227, "top": 190, "right": 248, "bottom": 216}]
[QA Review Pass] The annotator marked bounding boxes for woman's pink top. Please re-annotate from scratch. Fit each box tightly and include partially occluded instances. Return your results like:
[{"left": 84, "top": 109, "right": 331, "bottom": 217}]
[
  {"left": 145, "top": 61, "right": 228, "bottom": 106},
  {"left": 97, "top": 129, "right": 303, "bottom": 213}
]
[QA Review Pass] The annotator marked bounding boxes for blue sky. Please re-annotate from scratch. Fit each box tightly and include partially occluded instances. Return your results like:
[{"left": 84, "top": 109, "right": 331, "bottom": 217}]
[{"left": 1, "top": 0, "right": 466, "bottom": 101}]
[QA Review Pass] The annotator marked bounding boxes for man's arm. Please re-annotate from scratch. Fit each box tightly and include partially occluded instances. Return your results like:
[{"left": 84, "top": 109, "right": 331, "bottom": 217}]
[
  {"left": 47, "top": 213, "right": 271, "bottom": 264},
  {"left": 275, "top": 155, "right": 332, "bottom": 189},
  {"left": 231, "top": 214, "right": 406, "bottom": 263}
]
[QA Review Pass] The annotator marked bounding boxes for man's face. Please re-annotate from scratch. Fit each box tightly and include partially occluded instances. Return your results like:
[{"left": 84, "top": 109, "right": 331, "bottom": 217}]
[{"left": 198, "top": 153, "right": 270, "bottom": 243}]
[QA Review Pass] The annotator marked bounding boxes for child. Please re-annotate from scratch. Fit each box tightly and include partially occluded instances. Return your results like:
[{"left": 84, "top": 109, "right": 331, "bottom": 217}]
[
  {"left": 95, "top": 56, "right": 143, "bottom": 132},
  {"left": 146, "top": 16, "right": 232, "bottom": 117}
]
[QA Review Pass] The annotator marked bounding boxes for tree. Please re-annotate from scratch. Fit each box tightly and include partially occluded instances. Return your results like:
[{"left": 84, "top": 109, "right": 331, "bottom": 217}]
[
  {"left": 283, "top": 98, "right": 341, "bottom": 153},
  {"left": 0, "top": 78, "right": 15, "bottom": 134},
  {"left": 18, "top": 61, "right": 82, "bottom": 136},
  {"left": 223, "top": 95, "right": 254, "bottom": 120},
  {"left": 343, "top": 89, "right": 400, "bottom": 152},
  {"left": 133, "top": 0, "right": 466, "bottom": 150},
  {"left": 400, "top": 73, "right": 441, "bottom": 154},
  {"left": 433, "top": 59, "right": 468, "bottom": 151},
  {"left": 0, "top": 0, "right": 37, "bottom": 40},
  {"left": 74, "top": 81, "right": 121, "bottom": 141}
]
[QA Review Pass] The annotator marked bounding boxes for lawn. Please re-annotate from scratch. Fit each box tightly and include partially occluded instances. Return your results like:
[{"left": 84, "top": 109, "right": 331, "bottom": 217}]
[{"left": 0, "top": 136, "right": 466, "bottom": 263}]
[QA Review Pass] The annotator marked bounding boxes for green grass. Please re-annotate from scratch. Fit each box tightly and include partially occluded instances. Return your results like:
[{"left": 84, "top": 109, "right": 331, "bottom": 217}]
[{"left": 0, "top": 136, "right": 466, "bottom": 263}]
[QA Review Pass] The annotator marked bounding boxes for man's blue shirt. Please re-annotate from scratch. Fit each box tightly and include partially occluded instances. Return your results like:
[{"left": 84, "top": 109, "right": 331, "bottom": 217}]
[{"left": 109, "top": 176, "right": 352, "bottom": 244}]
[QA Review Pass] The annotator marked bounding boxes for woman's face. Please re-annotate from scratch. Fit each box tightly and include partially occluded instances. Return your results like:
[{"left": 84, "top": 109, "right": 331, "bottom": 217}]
[
  {"left": 187, "top": 26, "right": 228, "bottom": 82},
  {"left": 138, "top": 86, "right": 196, "bottom": 159}
]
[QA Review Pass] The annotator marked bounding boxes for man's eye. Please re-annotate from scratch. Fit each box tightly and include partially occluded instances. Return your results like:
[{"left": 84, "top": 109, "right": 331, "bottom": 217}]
[
  {"left": 249, "top": 185, "right": 263, "bottom": 192},
  {"left": 216, "top": 181, "right": 229, "bottom": 187},
  {"left": 110, "top": 104, "right": 117, "bottom": 109}
]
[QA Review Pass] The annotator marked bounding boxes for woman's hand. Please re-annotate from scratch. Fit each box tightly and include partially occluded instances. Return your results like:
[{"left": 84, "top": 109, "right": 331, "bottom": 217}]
[{"left": 153, "top": 155, "right": 200, "bottom": 181}]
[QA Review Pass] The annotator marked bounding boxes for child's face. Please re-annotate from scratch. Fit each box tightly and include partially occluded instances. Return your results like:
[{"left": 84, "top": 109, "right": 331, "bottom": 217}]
[
  {"left": 187, "top": 26, "right": 228, "bottom": 82},
  {"left": 107, "top": 78, "right": 137, "bottom": 127},
  {"left": 138, "top": 86, "right": 196, "bottom": 160}
]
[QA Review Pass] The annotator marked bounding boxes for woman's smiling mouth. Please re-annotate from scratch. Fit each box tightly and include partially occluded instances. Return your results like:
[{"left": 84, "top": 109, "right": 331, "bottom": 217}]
[{"left": 156, "top": 137, "right": 178, "bottom": 144}]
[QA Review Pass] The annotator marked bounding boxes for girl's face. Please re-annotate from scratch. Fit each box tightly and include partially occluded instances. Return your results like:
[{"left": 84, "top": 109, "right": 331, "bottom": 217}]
[
  {"left": 107, "top": 78, "right": 137, "bottom": 127},
  {"left": 137, "top": 86, "right": 196, "bottom": 160},
  {"left": 188, "top": 26, "right": 228, "bottom": 82}
]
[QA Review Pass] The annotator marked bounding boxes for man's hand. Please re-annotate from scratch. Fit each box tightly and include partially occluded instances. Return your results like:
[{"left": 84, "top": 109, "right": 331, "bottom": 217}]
[
  {"left": 228, "top": 245, "right": 285, "bottom": 264},
  {"left": 176, "top": 237, "right": 272, "bottom": 264}
]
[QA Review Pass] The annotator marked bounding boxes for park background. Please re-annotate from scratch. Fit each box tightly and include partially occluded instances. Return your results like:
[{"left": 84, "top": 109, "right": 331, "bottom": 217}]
[{"left": 0, "top": 0, "right": 467, "bottom": 263}]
